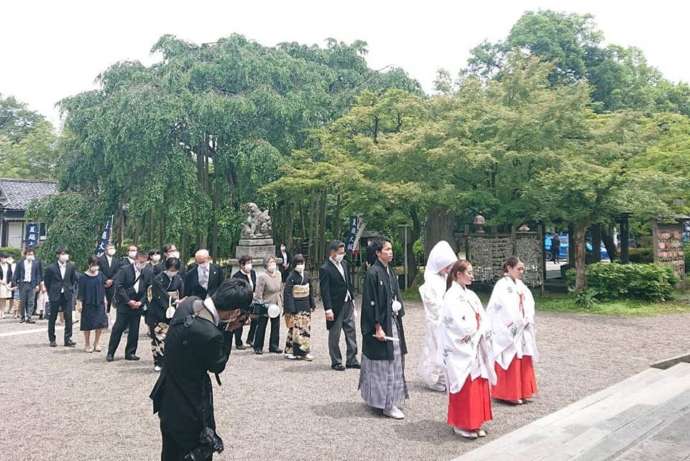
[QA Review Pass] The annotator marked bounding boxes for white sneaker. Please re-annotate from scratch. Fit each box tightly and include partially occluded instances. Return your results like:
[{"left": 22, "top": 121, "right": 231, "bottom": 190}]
[
  {"left": 428, "top": 383, "right": 447, "bottom": 392},
  {"left": 303, "top": 353, "right": 314, "bottom": 361},
  {"left": 285, "top": 354, "right": 297, "bottom": 360},
  {"left": 382, "top": 406, "right": 405, "bottom": 420},
  {"left": 477, "top": 429, "right": 487, "bottom": 437},
  {"left": 154, "top": 365, "right": 162, "bottom": 372},
  {"left": 453, "top": 428, "right": 478, "bottom": 439}
]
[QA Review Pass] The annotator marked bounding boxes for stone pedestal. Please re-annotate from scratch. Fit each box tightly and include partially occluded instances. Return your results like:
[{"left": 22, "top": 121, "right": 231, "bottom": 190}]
[{"left": 229, "top": 238, "right": 281, "bottom": 276}]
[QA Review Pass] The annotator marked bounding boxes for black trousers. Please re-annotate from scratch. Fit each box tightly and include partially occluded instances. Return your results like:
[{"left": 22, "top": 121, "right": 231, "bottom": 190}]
[
  {"left": 253, "top": 315, "right": 280, "bottom": 352},
  {"left": 105, "top": 286, "right": 114, "bottom": 313},
  {"left": 161, "top": 425, "right": 211, "bottom": 461},
  {"left": 48, "top": 293, "right": 73, "bottom": 343},
  {"left": 233, "top": 318, "right": 258, "bottom": 346},
  {"left": 107, "top": 308, "right": 141, "bottom": 357}
]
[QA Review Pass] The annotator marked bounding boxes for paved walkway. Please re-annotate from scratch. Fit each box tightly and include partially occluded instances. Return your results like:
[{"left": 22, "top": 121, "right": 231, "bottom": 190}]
[
  {"left": 1, "top": 303, "right": 689, "bottom": 460},
  {"left": 457, "top": 362, "right": 690, "bottom": 460}
]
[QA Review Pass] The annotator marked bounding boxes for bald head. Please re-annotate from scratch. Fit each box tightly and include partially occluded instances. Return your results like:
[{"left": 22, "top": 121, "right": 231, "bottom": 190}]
[{"left": 195, "top": 249, "right": 210, "bottom": 265}]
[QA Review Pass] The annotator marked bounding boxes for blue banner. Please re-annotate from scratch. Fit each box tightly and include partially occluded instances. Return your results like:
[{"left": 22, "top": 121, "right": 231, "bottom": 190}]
[
  {"left": 95, "top": 217, "right": 113, "bottom": 256},
  {"left": 24, "top": 223, "right": 39, "bottom": 248}
]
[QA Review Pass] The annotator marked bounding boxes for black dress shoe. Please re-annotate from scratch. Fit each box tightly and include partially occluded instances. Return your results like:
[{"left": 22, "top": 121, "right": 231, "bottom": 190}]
[
  {"left": 346, "top": 363, "right": 361, "bottom": 369},
  {"left": 19, "top": 318, "right": 25, "bottom": 323},
  {"left": 64, "top": 340, "right": 76, "bottom": 347},
  {"left": 254, "top": 350, "right": 264, "bottom": 355},
  {"left": 125, "top": 354, "right": 140, "bottom": 361},
  {"left": 331, "top": 364, "right": 346, "bottom": 371},
  {"left": 26, "top": 319, "right": 35, "bottom": 324},
  {"left": 106, "top": 354, "right": 114, "bottom": 362},
  {"left": 269, "top": 348, "right": 283, "bottom": 354},
  {"left": 49, "top": 341, "right": 57, "bottom": 347},
  {"left": 235, "top": 344, "right": 247, "bottom": 350}
]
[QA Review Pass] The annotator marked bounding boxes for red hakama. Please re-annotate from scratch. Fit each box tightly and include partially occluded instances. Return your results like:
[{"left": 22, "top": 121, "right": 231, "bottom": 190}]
[
  {"left": 447, "top": 376, "right": 493, "bottom": 431},
  {"left": 492, "top": 355, "right": 537, "bottom": 401}
]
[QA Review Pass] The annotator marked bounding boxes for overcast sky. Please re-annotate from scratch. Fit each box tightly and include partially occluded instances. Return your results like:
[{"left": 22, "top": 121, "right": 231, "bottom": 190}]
[{"left": 3, "top": 0, "right": 689, "bottom": 128}]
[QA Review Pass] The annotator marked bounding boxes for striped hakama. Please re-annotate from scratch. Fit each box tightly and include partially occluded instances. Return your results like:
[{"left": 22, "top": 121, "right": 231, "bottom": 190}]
[{"left": 358, "top": 319, "right": 408, "bottom": 410}]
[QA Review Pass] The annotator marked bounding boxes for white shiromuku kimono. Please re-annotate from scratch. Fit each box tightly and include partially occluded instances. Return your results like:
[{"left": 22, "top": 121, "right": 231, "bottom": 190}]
[
  {"left": 439, "top": 282, "right": 496, "bottom": 394},
  {"left": 418, "top": 241, "right": 457, "bottom": 388},
  {"left": 486, "top": 276, "right": 538, "bottom": 371}
]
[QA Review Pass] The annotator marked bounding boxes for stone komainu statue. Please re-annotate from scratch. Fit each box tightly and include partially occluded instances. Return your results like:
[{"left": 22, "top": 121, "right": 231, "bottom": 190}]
[{"left": 241, "top": 202, "right": 272, "bottom": 239}]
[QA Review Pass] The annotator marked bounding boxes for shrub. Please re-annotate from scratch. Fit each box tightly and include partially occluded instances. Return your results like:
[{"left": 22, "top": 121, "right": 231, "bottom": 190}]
[
  {"left": 585, "top": 262, "right": 677, "bottom": 302},
  {"left": 684, "top": 243, "right": 690, "bottom": 274},
  {"left": 0, "top": 247, "right": 22, "bottom": 259},
  {"left": 629, "top": 247, "right": 654, "bottom": 264}
]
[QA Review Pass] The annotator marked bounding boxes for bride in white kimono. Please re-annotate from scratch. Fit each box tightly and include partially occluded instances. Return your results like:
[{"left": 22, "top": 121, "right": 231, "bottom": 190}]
[
  {"left": 418, "top": 241, "right": 457, "bottom": 392},
  {"left": 439, "top": 260, "right": 495, "bottom": 439},
  {"left": 486, "top": 256, "right": 538, "bottom": 404}
]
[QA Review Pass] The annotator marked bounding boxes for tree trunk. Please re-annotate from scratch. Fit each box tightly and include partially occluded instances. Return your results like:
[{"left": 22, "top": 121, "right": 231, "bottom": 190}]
[
  {"left": 591, "top": 224, "right": 602, "bottom": 262},
  {"left": 574, "top": 222, "right": 588, "bottom": 292},
  {"left": 602, "top": 225, "right": 618, "bottom": 261},
  {"left": 424, "top": 207, "right": 456, "bottom": 259}
]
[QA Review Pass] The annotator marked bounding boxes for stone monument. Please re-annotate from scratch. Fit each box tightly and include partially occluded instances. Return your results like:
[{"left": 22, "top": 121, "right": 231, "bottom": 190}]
[{"left": 230, "top": 202, "right": 279, "bottom": 275}]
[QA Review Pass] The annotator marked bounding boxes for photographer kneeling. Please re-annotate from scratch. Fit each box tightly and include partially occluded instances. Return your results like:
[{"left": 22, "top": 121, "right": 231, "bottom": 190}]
[{"left": 150, "top": 278, "right": 253, "bottom": 461}]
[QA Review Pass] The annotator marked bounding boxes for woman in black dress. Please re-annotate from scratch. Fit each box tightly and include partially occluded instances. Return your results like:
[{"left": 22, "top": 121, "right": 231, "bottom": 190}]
[
  {"left": 146, "top": 257, "right": 184, "bottom": 372},
  {"left": 78, "top": 255, "right": 108, "bottom": 352}
]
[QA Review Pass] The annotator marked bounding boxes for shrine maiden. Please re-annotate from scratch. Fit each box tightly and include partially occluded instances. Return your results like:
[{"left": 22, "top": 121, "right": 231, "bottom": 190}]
[
  {"left": 418, "top": 240, "right": 457, "bottom": 392},
  {"left": 486, "top": 256, "right": 538, "bottom": 404},
  {"left": 439, "top": 260, "right": 495, "bottom": 439}
]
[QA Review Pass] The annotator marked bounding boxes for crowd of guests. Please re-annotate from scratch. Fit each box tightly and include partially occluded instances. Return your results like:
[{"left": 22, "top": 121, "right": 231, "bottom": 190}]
[{"left": 1, "top": 237, "right": 539, "bottom": 451}]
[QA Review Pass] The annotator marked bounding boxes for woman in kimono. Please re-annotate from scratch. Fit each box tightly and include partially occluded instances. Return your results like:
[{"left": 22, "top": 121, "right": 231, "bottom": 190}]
[
  {"left": 486, "top": 256, "right": 538, "bottom": 404},
  {"left": 147, "top": 257, "right": 185, "bottom": 372},
  {"left": 283, "top": 254, "right": 315, "bottom": 361},
  {"left": 440, "top": 259, "right": 495, "bottom": 439},
  {"left": 78, "top": 256, "right": 108, "bottom": 352},
  {"left": 418, "top": 241, "right": 457, "bottom": 392}
]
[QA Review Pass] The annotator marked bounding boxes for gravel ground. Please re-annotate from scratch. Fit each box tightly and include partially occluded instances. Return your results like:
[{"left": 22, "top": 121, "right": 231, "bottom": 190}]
[{"left": 1, "top": 303, "right": 689, "bottom": 461}]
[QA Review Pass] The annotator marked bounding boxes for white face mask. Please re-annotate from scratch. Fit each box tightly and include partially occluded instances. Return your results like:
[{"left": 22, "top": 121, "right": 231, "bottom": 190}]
[
  {"left": 334, "top": 254, "right": 345, "bottom": 263},
  {"left": 128, "top": 251, "right": 137, "bottom": 259},
  {"left": 169, "top": 251, "right": 180, "bottom": 259},
  {"left": 107, "top": 248, "right": 116, "bottom": 256},
  {"left": 243, "top": 263, "right": 252, "bottom": 272},
  {"left": 267, "top": 263, "right": 277, "bottom": 273},
  {"left": 151, "top": 255, "right": 161, "bottom": 263},
  {"left": 165, "top": 271, "right": 178, "bottom": 278},
  {"left": 7, "top": 258, "right": 14, "bottom": 265},
  {"left": 89, "top": 266, "right": 99, "bottom": 274},
  {"left": 280, "top": 246, "right": 286, "bottom": 252},
  {"left": 135, "top": 262, "right": 146, "bottom": 271},
  {"left": 59, "top": 254, "right": 69, "bottom": 263},
  {"left": 295, "top": 264, "right": 305, "bottom": 274},
  {"left": 199, "top": 262, "right": 210, "bottom": 270},
  {"left": 26, "top": 255, "right": 35, "bottom": 262}
]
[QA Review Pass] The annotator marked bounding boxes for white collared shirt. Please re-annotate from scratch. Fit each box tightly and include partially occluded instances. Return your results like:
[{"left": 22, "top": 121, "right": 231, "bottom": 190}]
[
  {"left": 58, "top": 262, "right": 67, "bottom": 292},
  {"left": 134, "top": 268, "right": 141, "bottom": 293},
  {"left": 330, "top": 257, "right": 352, "bottom": 303},
  {"left": 24, "top": 259, "right": 32, "bottom": 282}
]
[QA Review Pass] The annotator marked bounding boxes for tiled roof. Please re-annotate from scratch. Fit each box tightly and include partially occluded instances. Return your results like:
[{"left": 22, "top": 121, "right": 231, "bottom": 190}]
[{"left": 0, "top": 178, "right": 57, "bottom": 211}]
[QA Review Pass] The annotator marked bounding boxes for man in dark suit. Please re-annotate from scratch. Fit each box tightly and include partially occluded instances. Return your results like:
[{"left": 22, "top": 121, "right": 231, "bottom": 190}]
[
  {"left": 184, "top": 249, "right": 223, "bottom": 299},
  {"left": 277, "top": 242, "right": 291, "bottom": 282},
  {"left": 320, "top": 240, "right": 359, "bottom": 371},
  {"left": 12, "top": 246, "right": 43, "bottom": 324},
  {"left": 44, "top": 247, "right": 79, "bottom": 347},
  {"left": 97, "top": 243, "right": 122, "bottom": 313},
  {"left": 231, "top": 255, "right": 257, "bottom": 349},
  {"left": 107, "top": 251, "right": 152, "bottom": 361},
  {"left": 150, "top": 278, "right": 253, "bottom": 461}
]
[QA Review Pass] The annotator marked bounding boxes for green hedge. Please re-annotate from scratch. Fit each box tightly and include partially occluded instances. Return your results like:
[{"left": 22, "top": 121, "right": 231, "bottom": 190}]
[
  {"left": 628, "top": 247, "right": 653, "bottom": 264},
  {"left": 572, "top": 262, "right": 677, "bottom": 302},
  {"left": 0, "top": 247, "right": 23, "bottom": 259}
]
